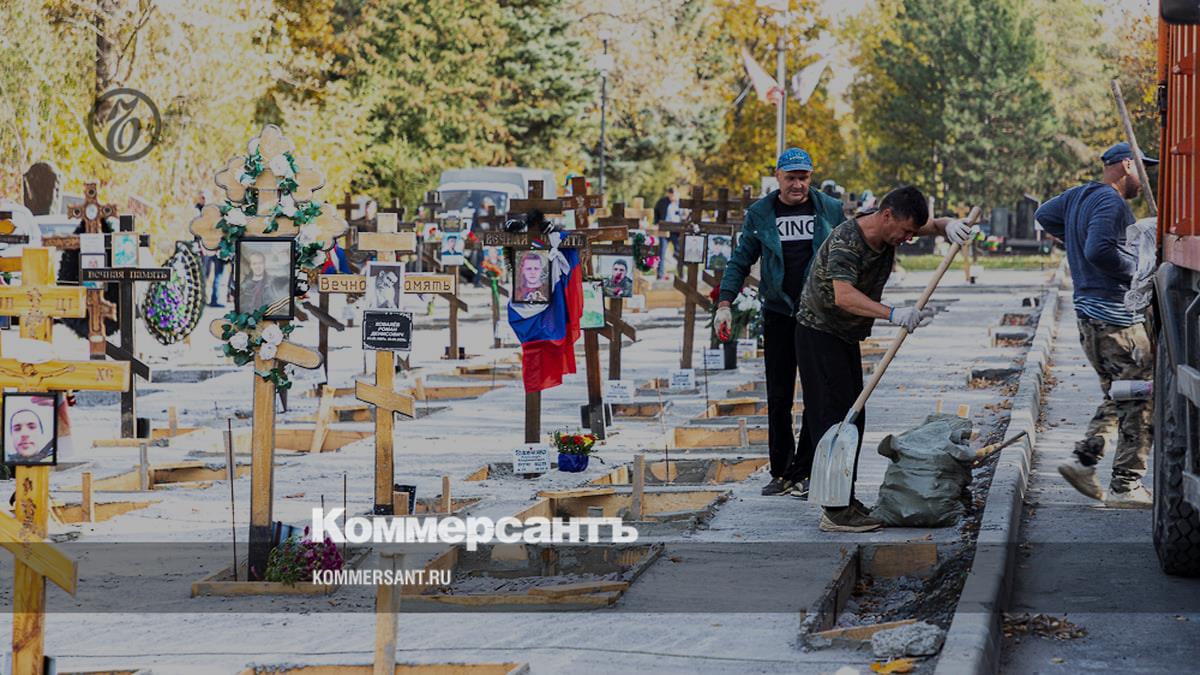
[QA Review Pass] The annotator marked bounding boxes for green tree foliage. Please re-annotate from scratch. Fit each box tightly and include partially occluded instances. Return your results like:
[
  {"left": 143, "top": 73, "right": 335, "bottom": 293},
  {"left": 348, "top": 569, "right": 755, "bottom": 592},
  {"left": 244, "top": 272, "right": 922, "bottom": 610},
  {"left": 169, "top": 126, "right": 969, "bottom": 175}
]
[
  {"left": 495, "top": 0, "right": 591, "bottom": 170},
  {"left": 847, "top": 0, "right": 1059, "bottom": 211}
]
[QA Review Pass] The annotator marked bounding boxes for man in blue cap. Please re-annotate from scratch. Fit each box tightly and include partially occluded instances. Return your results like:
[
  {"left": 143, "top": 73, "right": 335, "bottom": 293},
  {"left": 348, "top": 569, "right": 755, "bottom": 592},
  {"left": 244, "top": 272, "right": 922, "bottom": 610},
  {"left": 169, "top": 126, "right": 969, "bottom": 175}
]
[
  {"left": 1036, "top": 141, "right": 1158, "bottom": 508},
  {"left": 711, "top": 149, "right": 842, "bottom": 496}
]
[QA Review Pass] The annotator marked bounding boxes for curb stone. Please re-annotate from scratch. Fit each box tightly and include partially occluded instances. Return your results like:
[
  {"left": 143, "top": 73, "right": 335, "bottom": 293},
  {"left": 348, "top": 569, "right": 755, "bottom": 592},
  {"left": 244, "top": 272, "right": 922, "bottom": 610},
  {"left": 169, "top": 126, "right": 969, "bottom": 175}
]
[{"left": 934, "top": 262, "right": 1066, "bottom": 675}]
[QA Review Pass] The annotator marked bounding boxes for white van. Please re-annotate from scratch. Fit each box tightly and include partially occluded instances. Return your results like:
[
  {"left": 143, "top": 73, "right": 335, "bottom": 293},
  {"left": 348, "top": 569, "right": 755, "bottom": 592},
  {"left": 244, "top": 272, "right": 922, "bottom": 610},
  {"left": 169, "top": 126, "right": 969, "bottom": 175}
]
[{"left": 436, "top": 167, "right": 557, "bottom": 219}]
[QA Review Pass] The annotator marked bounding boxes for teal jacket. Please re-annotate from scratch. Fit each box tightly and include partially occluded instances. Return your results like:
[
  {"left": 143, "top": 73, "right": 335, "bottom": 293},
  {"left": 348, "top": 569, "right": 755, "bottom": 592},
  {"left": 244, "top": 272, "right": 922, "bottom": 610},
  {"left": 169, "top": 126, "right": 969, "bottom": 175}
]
[{"left": 719, "top": 188, "right": 843, "bottom": 317}]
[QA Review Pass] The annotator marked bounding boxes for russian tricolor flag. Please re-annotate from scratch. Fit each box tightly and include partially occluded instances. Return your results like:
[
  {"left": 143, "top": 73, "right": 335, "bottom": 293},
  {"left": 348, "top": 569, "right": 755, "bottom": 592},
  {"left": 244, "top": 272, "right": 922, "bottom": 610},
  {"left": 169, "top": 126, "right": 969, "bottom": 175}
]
[{"left": 507, "top": 242, "right": 583, "bottom": 392}]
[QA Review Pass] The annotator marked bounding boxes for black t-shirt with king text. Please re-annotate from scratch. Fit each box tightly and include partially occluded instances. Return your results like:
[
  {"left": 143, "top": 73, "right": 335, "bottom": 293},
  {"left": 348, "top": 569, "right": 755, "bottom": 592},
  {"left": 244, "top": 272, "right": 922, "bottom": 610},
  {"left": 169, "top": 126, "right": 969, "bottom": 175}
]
[{"left": 777, "top": 195, "right": 817, "bottom": 303}]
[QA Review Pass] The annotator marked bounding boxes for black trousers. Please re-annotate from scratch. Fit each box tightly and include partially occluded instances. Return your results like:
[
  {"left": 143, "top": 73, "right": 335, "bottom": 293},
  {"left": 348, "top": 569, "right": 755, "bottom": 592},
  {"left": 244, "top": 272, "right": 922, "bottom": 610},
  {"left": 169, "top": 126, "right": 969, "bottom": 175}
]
[
  {"left": 762, "top": 310, "right": 800, "bottom": 478},
  {"left": 786, "top": 323, "right": 866, "bottom": 501}
]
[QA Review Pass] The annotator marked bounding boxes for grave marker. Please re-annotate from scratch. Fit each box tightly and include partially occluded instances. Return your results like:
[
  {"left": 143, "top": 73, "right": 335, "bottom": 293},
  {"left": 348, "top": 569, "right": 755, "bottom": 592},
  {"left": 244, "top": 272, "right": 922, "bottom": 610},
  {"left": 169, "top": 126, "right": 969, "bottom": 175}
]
[
  {"left": 22, "top": 161, "right": 61, "bottom": 216},
  {"left": 65, "top": 183, "right": 120, "bottom": 358},
  {"left": 354, "top": 212, "right": 417, "bottom": 514},
  {"left": 0, "top": 248, "right": 129, "bottom": 674},
  {"left": 488, "top": 179, "right": 629, "bottom": 440},
  {"left": 191, "top": 125, "right": 344, "bottom": 578},
  {"left": 657, "top": 186, "right": 755, "bottom": 368},
  {"left": 79, "top": 214, "right": 167, "bottom": 437}
]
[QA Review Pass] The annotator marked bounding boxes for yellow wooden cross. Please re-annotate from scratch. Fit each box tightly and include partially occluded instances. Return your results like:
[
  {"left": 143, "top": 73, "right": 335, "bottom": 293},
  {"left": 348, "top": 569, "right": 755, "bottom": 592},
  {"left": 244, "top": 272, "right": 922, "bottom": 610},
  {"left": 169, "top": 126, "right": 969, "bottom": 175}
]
[
  {"left": 0, "top": 248, "right": 85, "bottom": 342},
  {"left": 353, "top": 212, "right": 417, "bottom": 514},
  {"left": 0, "top": 248, "right": 129, "bottom": 674}
]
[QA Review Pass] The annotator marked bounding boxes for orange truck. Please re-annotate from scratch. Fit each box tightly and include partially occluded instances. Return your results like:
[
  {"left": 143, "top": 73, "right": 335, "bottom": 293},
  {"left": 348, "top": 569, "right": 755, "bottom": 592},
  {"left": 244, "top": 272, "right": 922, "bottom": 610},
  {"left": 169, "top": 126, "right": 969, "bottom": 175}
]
[{"left": 1154, "top": 1, "right": 1200, "bottom": 576}]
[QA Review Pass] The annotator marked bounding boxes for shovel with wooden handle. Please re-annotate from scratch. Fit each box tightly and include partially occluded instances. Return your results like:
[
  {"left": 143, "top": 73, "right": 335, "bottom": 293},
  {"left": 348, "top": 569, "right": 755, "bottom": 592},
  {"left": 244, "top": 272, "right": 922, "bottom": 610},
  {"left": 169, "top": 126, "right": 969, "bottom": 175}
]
[{"left": 810, "top": 206, "right": 983, "bottom": 508}]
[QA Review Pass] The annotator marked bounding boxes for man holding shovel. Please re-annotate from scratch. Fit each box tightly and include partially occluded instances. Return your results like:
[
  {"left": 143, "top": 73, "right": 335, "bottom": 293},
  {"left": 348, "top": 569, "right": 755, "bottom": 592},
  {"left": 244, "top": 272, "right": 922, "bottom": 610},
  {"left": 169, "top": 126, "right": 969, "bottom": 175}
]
[
  {"left": 791, "top": 186, "right": 976, "bottom": 532},
  {"left": 1035, "top": 142, "right": 1156, "bottom": 508}
]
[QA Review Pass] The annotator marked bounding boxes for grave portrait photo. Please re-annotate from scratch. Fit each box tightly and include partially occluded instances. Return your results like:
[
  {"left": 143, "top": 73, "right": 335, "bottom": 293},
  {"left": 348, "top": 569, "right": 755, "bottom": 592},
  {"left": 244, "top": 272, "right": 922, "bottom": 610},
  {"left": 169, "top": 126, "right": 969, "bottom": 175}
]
[
  {"left": 111, "top": 231, "right": 138, "bottom": 267},
  {"left": 598, "top": 255, "right": 634, "bottom": 298},
  {"left": 440, "top": 232, "right": 465, "bottom": 267},
  {"left": 482, "top": 246, "right": 506, "bottom": 276},
  {"left": 683, "top": 235, "right": 706, "bottom": 264},
  {"left": 706, "top": 234, "right": 732, "bottom": 271},
  {"left": 366, "top": 261, "right": 404, "bottom": 310},
  {"left": 236, "top": 237, "right": 295, "bottom": 319},
  {"left": 581, "top": 280, "right": 604, "bottom": 329},
  {"left": 3, "top": 392, "right": 57, "bottom": 466},
  {"left": 513, "top": 250, "right": 551, "bottom": 305}
]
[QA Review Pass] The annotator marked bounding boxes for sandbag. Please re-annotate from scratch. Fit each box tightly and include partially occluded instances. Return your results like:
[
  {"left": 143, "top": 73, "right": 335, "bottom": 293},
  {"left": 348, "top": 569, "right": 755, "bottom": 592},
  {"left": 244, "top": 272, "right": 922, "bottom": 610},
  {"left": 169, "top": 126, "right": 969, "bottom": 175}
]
[{"left": 871, "top": 413, "right": 974, "bottom": 527}]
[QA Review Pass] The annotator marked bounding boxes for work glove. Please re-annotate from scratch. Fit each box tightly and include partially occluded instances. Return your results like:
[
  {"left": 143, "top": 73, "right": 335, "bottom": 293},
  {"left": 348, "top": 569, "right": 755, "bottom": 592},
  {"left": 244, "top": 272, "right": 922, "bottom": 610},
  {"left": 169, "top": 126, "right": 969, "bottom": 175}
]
[
  {"left": 888, "top": 305, "right": 936, "bottom": 333},
  {"left": 945, "top": 219, "right": 979, "bottom": 246},
  {"left": 715, "top": 304, "right": 733, "bottom": 342}
]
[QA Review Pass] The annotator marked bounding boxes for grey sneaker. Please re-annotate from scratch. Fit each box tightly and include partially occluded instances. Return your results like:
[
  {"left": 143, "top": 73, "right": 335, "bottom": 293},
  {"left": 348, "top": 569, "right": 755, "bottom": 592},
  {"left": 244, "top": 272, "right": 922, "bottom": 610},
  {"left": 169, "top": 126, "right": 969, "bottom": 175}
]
[
  {"left": 1058, "top": 457, "right": 1106, "bottom": 501},
  {"left": 1105, "top": 482, "right": 1152, "bottom": 509},
  {"left": 820, "top": 505, "right": 884, "bottom": 533},
  {"left": 787, "top": 477, "right": 811, "bottom": 500},
  {"left": 761, "top": 477, "right": 793, "bottom": 496}
]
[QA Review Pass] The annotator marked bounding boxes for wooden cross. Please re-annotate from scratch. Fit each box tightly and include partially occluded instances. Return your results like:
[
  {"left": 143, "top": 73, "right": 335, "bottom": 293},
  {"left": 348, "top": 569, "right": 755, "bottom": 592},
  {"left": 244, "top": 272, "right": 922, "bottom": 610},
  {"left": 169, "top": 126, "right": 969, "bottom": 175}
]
[
  {"left": 657, "top": 186, "right": 753, "bottom": 369},
  {"left": 0, "top": 247, "right": 130, "bottom": 674},
  {"left": 474, "top": 204, "right": 508, "bottom": 231},
  {"left": 592, "top": 203, "right": 642, "bottom": 380},
  {"left": 488, "top": 179, "right": 629, "bottom": 441},
  {"left": 193, "top": 125, "right": 336, "bottom": 579},
  {"left": 208, "top": 318, "right": 320, "bottom": 578},
  {"left": 353, "top": 212, "right": 418, "bottom": 513},
  {"left": 65, "top": 183, "right": 119, "bottom": 358},
  {"left": 562, "top": 176, "right": 604, "bottom": 229},
  {"left": 78, "top": 215, "right": 167, "bottom": 438}
]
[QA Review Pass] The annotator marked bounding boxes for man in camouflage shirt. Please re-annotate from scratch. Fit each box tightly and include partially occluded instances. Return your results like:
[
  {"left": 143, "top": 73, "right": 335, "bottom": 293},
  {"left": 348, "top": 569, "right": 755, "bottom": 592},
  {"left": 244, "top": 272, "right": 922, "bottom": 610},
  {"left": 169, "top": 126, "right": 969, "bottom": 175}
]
[{"left": 790, "top": 186, "right": 976, "bottom": 532}]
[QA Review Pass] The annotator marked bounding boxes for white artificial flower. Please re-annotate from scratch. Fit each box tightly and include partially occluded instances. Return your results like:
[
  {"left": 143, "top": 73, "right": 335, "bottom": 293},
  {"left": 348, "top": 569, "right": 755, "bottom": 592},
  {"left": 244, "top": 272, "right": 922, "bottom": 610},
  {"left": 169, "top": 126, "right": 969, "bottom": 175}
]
[
  {"left": 310, "top": 250, "right": 327, "bottom": 266},
  {"left": 268, "top": 154, "right": 294, "bottom": 178},
  {"left": 279, "top": 194, "right": 298, "bottom": 218},
  {"left": 238, "top": 172, "right": 255, "bottom": 186},
  {"left": 258, "top": 342, "right": 278, "bottom": 360},
  {"left": 260, "top": 323, "right": 284, "bottom": 346},
  {"left": 297, "top": 223, "right": 318, "bottom": 245},
  {"left": 229, "top": 332, "right": 249, "bottom": 351},
  {"left": 224, "top": 208, "right": 248, "bottom": 227}
]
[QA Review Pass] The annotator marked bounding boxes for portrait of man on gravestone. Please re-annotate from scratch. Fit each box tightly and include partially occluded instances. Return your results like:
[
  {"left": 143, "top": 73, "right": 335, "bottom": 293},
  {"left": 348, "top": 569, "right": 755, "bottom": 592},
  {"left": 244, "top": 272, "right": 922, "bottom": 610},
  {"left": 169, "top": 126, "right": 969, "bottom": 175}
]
[
  {"left": 599, "top": 255, "right": 634, "bottom": 298},
  {"left": 440, "top": 232, "right": 465, "bottom": 266},
  {"left": 683, "top": 235, "right": 706, "bottom": 264},
  {"left": 706, "top": 234, "right": 732, "bottom": 272},
  {"left": 366, "top": 261, "right": 404, "bottom": 310},
  {"left": 235, "top": 237, "right": 294, "bottom": 319},
  {"left": 3, "top": 392, "right": 57, "bottom": 466},
  {"left": 514, "top": 250, "right": 551, "bottom": 305}
]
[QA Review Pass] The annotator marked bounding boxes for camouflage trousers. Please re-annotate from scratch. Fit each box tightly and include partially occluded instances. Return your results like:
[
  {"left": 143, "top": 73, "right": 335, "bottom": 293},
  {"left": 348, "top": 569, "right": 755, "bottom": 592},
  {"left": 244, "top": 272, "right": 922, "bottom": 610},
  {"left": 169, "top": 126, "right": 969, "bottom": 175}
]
[{"left": 1074, "top": 316, "right": 1153, "bottom": 487}]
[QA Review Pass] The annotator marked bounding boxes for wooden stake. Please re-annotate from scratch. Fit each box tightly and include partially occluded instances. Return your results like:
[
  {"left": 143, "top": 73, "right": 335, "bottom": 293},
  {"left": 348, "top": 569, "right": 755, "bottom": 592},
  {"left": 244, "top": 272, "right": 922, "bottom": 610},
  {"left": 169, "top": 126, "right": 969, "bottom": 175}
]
[
  {"left": 81, "top": 472, "right": 93, "bottom": 523},
  {"left": 957, "top": 404, "right": 970, "bottom": 418},
  {"left": 525, "top": 390, "right": 541, "bottom": 444},
  {"left": 138, "top": 442, "right": 150, "bottom": 491},
  {"left": 393, "top": 492, "right": 410, "bottom": 516},
  {"left": 248, "top": 355, "right": 277, "bottom": 578},
  {"left": 631, "top": 454, "right": 645, "bottom": 521},
  {"left": 226, "top": 417, "right": 238, "bottom": 582},
  {"left": 12, "top": 466, "right": 50, "bottom": 674},
  {"left": 738, "top": 418, "right": 749, "bottom": 448},
  {"left": 608, "top": 297, "right": 624, "bottom": 378},
  {"left": 373, "top": 552, "right": 403, "bottom": 675},
  {"left": 440, "top": 475, "right": 452, "bottom": 514},
  {"left": 310, "top": 384, "right": 335, "bottom": 453},
  {"left": 583, "top": 329, "right": 605, "bottom": 438},
  {"left": 168, "top": 406, "right": 178, "bottom": 438}
]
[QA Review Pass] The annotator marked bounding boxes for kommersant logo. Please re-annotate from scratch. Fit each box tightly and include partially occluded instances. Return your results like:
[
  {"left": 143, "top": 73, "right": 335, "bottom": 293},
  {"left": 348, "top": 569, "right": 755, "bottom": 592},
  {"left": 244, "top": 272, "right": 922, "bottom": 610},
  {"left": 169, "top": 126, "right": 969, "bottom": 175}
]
[{"left": 312, "top": 509, "right": 639, "bottom": 551}]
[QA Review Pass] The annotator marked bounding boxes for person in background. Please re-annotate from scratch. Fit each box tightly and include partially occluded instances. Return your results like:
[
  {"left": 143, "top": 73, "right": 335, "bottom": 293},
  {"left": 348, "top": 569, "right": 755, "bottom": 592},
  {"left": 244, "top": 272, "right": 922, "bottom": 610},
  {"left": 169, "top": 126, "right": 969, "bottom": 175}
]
[
  {"left": 1035, "top": 141, "right": 1157, "bottom": 509},
  {"left": 654, "top": 187, "right": 681, "bottom": 279}
]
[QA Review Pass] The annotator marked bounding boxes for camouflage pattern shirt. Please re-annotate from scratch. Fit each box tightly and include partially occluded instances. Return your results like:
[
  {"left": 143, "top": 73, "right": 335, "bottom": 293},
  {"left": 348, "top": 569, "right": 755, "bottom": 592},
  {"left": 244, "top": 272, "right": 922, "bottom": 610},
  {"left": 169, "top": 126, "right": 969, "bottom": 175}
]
[{"left": 796, "top": 218, "right": 895, "bottom": 344}]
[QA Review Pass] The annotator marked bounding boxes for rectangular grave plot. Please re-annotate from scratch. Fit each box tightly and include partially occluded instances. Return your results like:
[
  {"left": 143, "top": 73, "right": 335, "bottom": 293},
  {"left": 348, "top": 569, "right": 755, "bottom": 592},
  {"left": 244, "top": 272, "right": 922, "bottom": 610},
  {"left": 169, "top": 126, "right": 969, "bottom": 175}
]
[
  {"left": 405, "top": 542, "right": 663, "bottom": 607},
  {"left": 590, "top": 457, "right": 768, "bottom": 486}
]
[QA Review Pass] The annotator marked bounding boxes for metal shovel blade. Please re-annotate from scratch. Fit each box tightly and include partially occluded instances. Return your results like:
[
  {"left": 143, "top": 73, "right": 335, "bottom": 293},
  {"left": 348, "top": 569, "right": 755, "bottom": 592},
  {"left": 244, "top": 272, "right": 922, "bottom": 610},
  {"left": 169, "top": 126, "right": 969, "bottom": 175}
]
[{"left": 810, "top": 421, "right": 859, "bottom": 507}]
